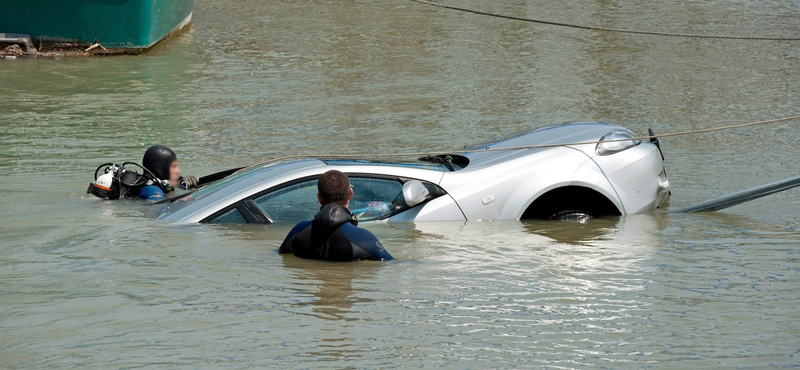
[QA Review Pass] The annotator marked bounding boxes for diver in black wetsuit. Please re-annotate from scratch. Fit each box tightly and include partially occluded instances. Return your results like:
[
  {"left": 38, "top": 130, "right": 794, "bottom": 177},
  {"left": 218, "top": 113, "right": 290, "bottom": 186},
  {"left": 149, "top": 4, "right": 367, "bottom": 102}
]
[
  {"left": 87, "top": 145, "right": 200, "bottom": 201},
  {"left": 279, "top": 170, "right": 394, "bottom": 261}
]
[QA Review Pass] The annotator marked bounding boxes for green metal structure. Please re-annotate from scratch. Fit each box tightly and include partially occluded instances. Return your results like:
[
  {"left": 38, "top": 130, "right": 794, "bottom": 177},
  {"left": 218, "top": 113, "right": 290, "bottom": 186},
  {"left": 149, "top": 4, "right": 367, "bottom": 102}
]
[{"left": 0, "top": 0, "right": 194, "bottom": 52}]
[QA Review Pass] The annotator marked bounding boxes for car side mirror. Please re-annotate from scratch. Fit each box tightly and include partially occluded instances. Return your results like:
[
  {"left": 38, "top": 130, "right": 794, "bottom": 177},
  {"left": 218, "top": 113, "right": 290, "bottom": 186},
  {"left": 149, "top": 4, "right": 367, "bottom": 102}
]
[{"left": 402, "top": 180, "right": 430, "bottom": 207}]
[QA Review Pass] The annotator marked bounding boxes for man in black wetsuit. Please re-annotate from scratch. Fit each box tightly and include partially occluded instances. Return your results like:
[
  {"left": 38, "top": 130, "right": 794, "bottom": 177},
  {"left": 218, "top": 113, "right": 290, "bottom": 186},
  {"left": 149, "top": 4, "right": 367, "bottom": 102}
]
[{"left": 279, "top": 170, "right": 394, "bottom": 261}]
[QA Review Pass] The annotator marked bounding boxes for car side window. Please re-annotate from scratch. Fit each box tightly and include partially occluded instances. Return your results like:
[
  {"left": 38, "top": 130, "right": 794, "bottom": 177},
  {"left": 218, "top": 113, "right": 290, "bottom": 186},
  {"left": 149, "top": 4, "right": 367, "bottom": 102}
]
[
  {"left": 209, "top": 207, "right": 247, "bottom": 224},
  {"left": 252, "top": 180, "right": 320, "bottom": 223},
  {"left": 348, "top": 177, "right": 405, "bottom": 221},
  {"left": 251, "top": 176, "right": 407, "bottom": 223}
]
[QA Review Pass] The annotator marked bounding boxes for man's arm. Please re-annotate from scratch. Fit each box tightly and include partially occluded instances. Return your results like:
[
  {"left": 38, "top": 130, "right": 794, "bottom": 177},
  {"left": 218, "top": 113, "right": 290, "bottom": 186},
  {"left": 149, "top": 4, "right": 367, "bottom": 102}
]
[
  {"left": 366, "top": 239, "right": 394, "bottom": 261},
  {"left": 279, "top": 221, "right": 311, "bottom": 254}
]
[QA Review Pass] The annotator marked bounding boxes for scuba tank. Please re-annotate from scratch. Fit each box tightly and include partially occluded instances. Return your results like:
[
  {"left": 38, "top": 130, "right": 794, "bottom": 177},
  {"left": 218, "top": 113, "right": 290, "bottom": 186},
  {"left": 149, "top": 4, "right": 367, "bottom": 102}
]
[{"left": 87, "top": 162, "right": 172, "bottom": 200}]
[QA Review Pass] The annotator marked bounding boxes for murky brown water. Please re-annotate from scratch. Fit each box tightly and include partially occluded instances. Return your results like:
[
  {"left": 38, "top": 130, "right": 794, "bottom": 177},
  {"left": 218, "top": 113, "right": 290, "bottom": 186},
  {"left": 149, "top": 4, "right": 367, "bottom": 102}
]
[{"left": 1, "top": 0, "right": 799, "bottom": 368}]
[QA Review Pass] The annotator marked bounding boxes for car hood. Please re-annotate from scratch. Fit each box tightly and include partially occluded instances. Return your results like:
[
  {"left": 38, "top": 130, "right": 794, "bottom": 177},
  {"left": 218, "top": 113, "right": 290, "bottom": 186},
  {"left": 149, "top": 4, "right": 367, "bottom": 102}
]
[{"left": 462, "top": 122, "right": 625, "bottom": 165}]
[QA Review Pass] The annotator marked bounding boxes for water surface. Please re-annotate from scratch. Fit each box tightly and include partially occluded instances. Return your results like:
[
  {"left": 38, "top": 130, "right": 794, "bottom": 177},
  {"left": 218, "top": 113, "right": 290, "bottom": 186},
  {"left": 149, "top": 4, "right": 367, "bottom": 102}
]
[{"left": 1, "top": 0, "right": 798, "bottom": 368}]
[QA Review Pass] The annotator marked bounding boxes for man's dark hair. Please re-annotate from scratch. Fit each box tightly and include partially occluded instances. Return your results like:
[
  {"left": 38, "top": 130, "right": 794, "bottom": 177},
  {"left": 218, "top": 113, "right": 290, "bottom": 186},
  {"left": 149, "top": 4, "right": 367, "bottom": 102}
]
[{"left": 318, "top": 170, "right": 351, "bottom": 205}]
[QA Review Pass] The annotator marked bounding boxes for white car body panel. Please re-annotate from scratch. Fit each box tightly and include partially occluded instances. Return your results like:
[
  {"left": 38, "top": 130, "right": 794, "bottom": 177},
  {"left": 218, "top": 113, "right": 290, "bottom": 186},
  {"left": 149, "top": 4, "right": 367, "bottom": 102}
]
[
  {"left": 583, "top": 144, "right": 669, "bottom": 214},
  {"left": 441, "top": 146, "right": 593, "bottom": 220}
]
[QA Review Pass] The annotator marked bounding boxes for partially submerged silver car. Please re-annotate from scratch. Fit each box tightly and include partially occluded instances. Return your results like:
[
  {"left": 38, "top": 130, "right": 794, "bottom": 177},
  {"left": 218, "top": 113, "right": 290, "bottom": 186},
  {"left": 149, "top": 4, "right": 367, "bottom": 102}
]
[{"left": 157, "top": 122, "right": 671, "bottom": 224}]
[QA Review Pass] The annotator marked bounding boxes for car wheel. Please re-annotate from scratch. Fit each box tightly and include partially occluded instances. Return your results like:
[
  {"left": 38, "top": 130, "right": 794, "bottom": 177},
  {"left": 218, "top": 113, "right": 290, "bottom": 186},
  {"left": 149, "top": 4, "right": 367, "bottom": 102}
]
[{"left": 548, "top": 210, "right": 594, "bottom": 222}]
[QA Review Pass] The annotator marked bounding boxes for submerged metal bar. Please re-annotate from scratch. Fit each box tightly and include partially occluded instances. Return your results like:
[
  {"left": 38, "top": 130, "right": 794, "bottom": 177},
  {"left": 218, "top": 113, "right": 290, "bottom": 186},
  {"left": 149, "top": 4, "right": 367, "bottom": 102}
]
[{"left": 671, "top": 175, "right": 800, "bottom": 213}]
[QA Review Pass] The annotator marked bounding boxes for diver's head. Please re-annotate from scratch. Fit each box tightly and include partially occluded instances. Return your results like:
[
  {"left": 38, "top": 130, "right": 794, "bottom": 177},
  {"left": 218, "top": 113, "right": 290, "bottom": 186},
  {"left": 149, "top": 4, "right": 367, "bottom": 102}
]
[
  {"left": 317, "top": 170, "right": 353, "bottom": 207},
  {"left": 142, "top": 145, "right": 180, "bottom": 184}
]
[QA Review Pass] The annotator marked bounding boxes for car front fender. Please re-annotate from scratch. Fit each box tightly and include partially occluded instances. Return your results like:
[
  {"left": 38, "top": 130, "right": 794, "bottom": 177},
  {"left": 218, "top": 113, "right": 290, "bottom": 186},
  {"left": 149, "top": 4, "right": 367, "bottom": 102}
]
[{"left": 444, "top": 146, "right": 592, "bottom": 221}]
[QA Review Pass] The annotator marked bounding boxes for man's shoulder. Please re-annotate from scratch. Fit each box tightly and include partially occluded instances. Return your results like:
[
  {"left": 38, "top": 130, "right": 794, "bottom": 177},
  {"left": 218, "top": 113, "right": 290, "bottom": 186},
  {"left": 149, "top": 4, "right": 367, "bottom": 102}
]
[
  {"left": 287, "top": 220, "right": 312, "bottom": 238},
  {"left": 279, "top": 220, "right": 313, "bottom": 254},
  {"left": 340, "top": 223, "right": 379, "bottom": 241},
  {"left": 294, "top": 220, "right": 313, "bottom": 229}
]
